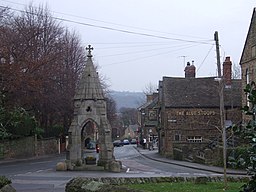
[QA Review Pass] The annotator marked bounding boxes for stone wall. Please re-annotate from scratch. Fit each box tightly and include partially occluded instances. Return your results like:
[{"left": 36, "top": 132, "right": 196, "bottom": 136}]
[
  {"left": 173, "top": 142, "right": 223, "bottom": 165},
  {"left": 36, "top": 138, "right": 58, "bottom": 156},
  {"left": 0, "top": 137, "right": 59, "bottom": 159},
  {"left": 66, "top": 176, "right": 249, "bottom": 192},
  {"left": 161, "top": 107, "right": 241, "bottom": 165},
  {"left": 1, "top": 137, "right": 35, "bottom": 159}
]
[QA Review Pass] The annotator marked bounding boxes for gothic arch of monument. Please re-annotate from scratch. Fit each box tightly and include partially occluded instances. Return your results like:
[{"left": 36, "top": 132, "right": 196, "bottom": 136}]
[
  {"left": 81, "top": 119, "right": 98, "bottom": 148},
  {"left": 66, "top": 45, "right": 121, "bottom": 172}
]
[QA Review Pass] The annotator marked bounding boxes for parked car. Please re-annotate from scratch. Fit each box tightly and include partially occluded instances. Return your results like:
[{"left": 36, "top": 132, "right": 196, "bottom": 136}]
[
  {"left": 84, "top": 140, "right": 99, "bottom": 160},
  {"left": 130, "top": 139, "right": 137, "bottom": 144},
  {"left": 123, "top": 139, "right": 130, "bottom": 145},
  {"left": 85, "top": 141, "right": 99, "bottom": 153},
  {"left": 113, "top": 140, "right": 123, "bottom": 147}
]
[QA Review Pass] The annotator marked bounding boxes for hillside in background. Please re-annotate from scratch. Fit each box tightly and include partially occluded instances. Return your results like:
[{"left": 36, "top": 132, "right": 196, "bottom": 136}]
[{"left": 109, "top": 91, "right": 146, "bottom": 111}]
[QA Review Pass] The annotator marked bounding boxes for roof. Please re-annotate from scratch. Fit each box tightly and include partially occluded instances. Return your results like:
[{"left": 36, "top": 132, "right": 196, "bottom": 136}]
[
  {"left": 128, "top": 124, "right": 139, "bottom": 131},
  {"left": 138, "top": 96, "right": 158, "bottom": 110},
  {"left": 74, "top": 55, "right": 105, "bottom": 101},
  {"left": 162, "top": 76, "right": 241, "bottom": 108},
  {"left": 240, "top": 7, "right": 256, "bottom": 65}
]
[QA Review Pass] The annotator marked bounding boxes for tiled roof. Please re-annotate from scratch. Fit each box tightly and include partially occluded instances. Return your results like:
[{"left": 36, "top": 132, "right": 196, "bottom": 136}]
[
  {"left": 162, "top": 77, "right": 241, "bottom": 108},
  {"left": 138, "top": 95, "right": 158, "bottom": 110},
  {"left": 240, "top": 7, "right": 256, "bottom": 64}
]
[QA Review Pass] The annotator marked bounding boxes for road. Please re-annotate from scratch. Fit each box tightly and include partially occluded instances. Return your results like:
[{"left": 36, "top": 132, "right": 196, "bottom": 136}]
[
  {"left": 0, "top": 145, "right": 221, "bottom": 192},
  {"left": 115, "top": 145, "right": 220, "bottom": 177}
]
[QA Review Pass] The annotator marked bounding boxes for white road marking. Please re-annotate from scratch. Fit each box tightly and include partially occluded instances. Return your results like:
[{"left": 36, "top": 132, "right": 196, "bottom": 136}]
[
  {"left": 193, "top": 173, "right": 207, "bottom": 176},
  {"left": 30, "top": 160, "right": 52, "bottom": 165},
  {"left": 177, "top": 173, "right": 190, "bottom": 175}
]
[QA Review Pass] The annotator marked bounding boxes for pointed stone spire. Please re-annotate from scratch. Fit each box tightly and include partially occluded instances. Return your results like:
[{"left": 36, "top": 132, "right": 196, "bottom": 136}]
[
  {"left": 74, "top": 45, "right": 104, "bottom": 101},
  {"left": 66, "top": 45, "right": 120, "bottom": 172}
]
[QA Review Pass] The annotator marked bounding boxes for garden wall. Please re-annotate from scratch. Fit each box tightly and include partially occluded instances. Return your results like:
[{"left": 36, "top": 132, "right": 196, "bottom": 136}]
[
  {"left": 65, "top": 176, "right": 250, "bottom": 192},
  {"left": 0, "top": 136, "right": 60, "bottom": 159}
]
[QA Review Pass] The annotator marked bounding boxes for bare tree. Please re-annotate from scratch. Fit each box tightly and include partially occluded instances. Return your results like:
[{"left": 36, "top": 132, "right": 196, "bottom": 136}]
[
  {"left": 143, "top": 82, "right": 158, "bottom": 95},
  {"left": 0, "top": 4, "right": 85, "bottom": 137},
  {"left": 232, "top": 62, "right": 241, "bottom": 79}
]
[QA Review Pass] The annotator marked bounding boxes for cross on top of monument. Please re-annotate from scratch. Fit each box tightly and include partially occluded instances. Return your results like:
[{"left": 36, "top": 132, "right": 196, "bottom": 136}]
[{"left": 86, "top": 45, "right": 93, "bottom": 57}]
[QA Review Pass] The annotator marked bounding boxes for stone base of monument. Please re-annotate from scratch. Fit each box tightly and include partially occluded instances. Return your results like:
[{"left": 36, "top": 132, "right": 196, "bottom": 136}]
[
  {"left": 62, "top": 160, "right": 105, "bottom": 171},
  {"left": 59, "top": 159, "right": 122, "bottom": 172},
  {"left": 109, "top": 160, "right": 122, "bottom": 172},
  {"left": 97, "top": 160, "right": 122, "bottom": 173},
  {"left": 73, "top": 164, "right": 105, "bottom": 171},
  {"left": 56, "top": 162, "right": 67, "bottom": 171}
]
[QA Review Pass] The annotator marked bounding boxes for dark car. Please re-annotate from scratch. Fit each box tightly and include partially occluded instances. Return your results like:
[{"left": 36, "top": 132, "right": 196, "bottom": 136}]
[
  {"left": 113, "top": 140, "right": 123, "bottom": 147},
  {"left": 123, "top": 139, "right": 130, "bottom": 145},
  {"left": 130, "top": 139, "right": 137, "bottom": 144}
]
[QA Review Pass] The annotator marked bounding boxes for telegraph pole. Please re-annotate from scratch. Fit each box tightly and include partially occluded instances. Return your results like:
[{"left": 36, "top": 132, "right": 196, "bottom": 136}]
[
  {"left": 214, "top": 31, "right": 227, "bottom": 189},
  {"left": 214, "top": 31, "right": 221, "bottom": 77}
]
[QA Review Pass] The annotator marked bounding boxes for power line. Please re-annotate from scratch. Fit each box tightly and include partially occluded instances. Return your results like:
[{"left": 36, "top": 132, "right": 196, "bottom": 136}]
[
  {"left": 0, "top": 1, "right": 216, "bottom": 69},
  {"left": 196, "top": 44, "right": 215, "bottom": 73},
  {"left": 96, "top": 42, "right": 195, "bottom": 50},
  {"left": 101, "top": 43, "right": 202, "bottom": 67},
  {"left": 0, "top": 0, "right": 213, "bottom": 41},
  {"left": 99, "top": 43, "right": 199, "bottom": 57},
  {"left": 0, "top": 4, "right": 214, "bottom": 44}
]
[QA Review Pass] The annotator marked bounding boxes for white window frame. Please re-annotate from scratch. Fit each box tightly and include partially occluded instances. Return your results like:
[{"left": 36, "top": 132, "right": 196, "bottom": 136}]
[{"left": 187, "top": 136, "right": 202, "bottom": 143}]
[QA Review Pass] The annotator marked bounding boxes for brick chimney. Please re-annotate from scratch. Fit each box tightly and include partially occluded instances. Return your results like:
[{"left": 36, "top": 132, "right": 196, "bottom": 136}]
[
  {"left": 146, "top": 92, "right": 158, "bottom": 102},
  {"left": 184, "top": 61, "right": 196, "bottom": 78},
  {"left": 223, "top": 56, "right": 232, "bottom": 87},
  {"left": 146, "top": 94, "right": 153, "bottom": 102}
]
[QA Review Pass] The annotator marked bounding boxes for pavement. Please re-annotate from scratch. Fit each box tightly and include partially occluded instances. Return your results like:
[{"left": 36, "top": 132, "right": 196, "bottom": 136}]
[{"left": 135, "top": 146, "right": 247, "bottom": 176}]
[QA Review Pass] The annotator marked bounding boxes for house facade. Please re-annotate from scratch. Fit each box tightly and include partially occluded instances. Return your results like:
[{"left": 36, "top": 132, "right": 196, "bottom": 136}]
[
  {"left": 123, "top": 124, "right": 139, "bottom": 140},
  {"left": 240, "top": 8, "right": 256, "bottom": 121},
  {"left": 158, "top": 58, "right": 242, "bottom": 165},
  {"left": 138, "top": 93, "right": 159, "bottom": 148}
]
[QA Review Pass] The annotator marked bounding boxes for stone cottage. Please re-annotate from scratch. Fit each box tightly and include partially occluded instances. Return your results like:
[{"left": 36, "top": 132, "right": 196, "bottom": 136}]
[
  {"left": 240, "top": 7, "right": 256, "bottom": 121},
  {"left": 157, "top": 58, "right": 242, "bottom": 165},
  {"left": 138, "top": 93, "right": 159, "bottom": 148}
]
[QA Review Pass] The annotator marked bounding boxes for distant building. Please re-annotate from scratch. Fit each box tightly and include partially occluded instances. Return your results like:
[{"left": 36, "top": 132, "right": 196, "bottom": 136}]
[
  {"left": 138, "top": 93, "right": 159, "bottom": 148},
  {"left": 123, "top": 124, "right": 139, "bottom": 139},
  {"left": 157, "top": 59, "right": 242, "bottom": 164},
  {"left": 240, "top": 7, "right": 256, "bottom": 122}
]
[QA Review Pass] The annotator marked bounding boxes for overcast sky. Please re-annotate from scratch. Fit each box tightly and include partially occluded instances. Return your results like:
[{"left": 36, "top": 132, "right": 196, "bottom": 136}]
[{"left": 1, "top": 0, "right": 255, "bottom": 92}]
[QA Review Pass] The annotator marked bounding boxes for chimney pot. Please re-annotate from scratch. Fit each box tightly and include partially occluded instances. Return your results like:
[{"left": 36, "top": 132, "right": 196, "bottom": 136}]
[{"left": 184, "top": 61, "right": 196, "bottom": 78}]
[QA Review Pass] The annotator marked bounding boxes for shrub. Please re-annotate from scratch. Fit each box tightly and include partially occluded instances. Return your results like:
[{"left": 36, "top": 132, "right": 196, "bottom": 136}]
[{"left": 0, "top": 176, "right": 11, "bottom": 189}]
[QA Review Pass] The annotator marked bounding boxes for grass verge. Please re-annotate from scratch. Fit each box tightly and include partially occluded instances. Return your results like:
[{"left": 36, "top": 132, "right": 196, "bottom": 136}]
[{"left": 124, "top": 182, "right": 244, "bottom": 192}]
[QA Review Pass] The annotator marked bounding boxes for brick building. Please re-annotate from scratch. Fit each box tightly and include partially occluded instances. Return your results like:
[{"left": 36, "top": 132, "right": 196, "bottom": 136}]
[{"left": 157, "top": 58, "right": 242, "bottom": 165}]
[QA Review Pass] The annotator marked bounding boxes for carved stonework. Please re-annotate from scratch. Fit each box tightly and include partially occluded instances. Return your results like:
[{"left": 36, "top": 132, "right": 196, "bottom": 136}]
[{"left": 66, "top": 45, "right": 121, "bottom": 172}]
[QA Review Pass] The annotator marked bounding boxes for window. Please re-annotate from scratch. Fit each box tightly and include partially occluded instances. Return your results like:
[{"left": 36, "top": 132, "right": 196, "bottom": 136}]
[
  {"left": 148, "top": 110, "right": 157, "bottom": 121},
  {"left": 174, "top": 134, "right": 181, "bottom": 141},
  {"left": 187, "top": 136, "right": 202, "bottom": 143},
  {"left": 246, "top": 68, "right": 250, "bottom": 106},
  {"left": 246, "top": 68, "right": 249, "bottom": 84}
]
